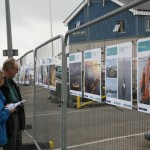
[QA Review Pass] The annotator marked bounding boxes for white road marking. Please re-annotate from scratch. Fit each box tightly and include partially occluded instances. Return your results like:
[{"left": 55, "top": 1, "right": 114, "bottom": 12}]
[
  {"left": 26, "top": 109, "right": 91, "bottom": 117},
  {"left": 52, "top": 132, "right": 145, "bottom": 150}
]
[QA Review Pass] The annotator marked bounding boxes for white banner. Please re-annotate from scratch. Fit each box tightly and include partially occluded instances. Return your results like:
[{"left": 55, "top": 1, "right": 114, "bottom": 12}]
[
  {"left": 105, "top": 42, "right": 132, "bottom": 109},
  {"left": 84, "top": 48, "right": 101, "bottom": 101},
  {"left": 137, "top": 37, "right": 150, "bottom": 114},
  {"left": 69, "top": 52, "right": 82, "bottom": 97}
]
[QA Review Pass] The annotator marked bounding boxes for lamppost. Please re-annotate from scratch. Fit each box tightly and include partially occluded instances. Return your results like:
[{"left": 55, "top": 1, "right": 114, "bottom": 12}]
[
  {"left": 4, "top": 0, "right": 18, "bottom": 58},
  {"left": 5, "top": 0, "right": 13, "bottom": 57},
  {"left": 49, "top": 0, "right": 54, "bottom": 57}
]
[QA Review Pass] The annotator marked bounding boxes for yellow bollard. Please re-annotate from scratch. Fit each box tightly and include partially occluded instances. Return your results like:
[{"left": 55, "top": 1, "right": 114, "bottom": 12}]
[
  {"left": 77, "top": 96, "right": 80, "bottom": 109},
  {"left": 49, "top": 140, "right": 54, "bottom": 149}
]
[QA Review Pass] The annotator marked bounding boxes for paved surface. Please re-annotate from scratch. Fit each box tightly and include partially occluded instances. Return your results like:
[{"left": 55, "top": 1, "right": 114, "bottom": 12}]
[{"left": 20, "top": 85, "right": 150, "bottom": 150}]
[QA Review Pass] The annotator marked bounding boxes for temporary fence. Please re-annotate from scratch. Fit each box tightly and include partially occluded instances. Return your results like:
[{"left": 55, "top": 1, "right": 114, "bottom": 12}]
[
  {"left": 17, "top": 50, "right": 34, "bottom": 145},
  {"left": 63, "top": 0, "right": 150, "bottom": 150},
  {"left": 33, "top": 35, "right": 65, "bottom": 149},
  {"left": 16, "top": 0, "right": 150, "bottom": 150}
]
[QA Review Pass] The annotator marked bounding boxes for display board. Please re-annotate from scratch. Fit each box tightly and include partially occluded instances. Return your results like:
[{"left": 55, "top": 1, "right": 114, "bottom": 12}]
[
  {"left": 38, "top": 59, "right": 43, "bottom": 86},
  {"left": 69, "top": 52, "right": 82, "bottom": 97},
  {"left": 42, "top": 58, "right": 50, "bottom": 88},
  {"left": 18, "top": 65, "right": 30, "bottom": 84},
  {"left": 84, "top": 48, "right": 101, "bottom": 101},
  {"left": 105, "top": 42, "right": 132, "bottom": 109},
  {"left": 35, "top": 60, "right": 40, "bottom": 85},
  {"left": 137, "top": 37, "right": 150, "bottom": 114},
  {"left": 24, "top": 64, "right": 30, "bottom": 84},
  {"left": 19, "top": 66, "right": 24, "bottom": 84},
  {"left": 49, "top": 57, "right": 56, "bottom": 91}
]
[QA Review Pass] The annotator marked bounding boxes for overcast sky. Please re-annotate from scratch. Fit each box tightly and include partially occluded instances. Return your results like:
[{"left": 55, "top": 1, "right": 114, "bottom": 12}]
[{"left": 0, "top": 0, "right": 82, "bottom": 67}]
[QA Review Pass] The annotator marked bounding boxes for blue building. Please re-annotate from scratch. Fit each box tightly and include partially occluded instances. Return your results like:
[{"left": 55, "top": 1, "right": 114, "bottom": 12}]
[{"left": 64, "top": 0, "right": 150, "bottom": 46}]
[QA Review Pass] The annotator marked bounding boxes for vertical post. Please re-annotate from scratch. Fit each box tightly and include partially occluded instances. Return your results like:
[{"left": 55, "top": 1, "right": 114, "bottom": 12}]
[
  {"left": 5, "top": 0, "right": 13, "bottom": 58},
  {"left": 86, "top": 1, "right": 91, "bottom": 50},
  {"left": 49, "top": 0, "right": 54, "bottom": 57},
  {"left": 61, "top": 36, "right": 67, "bottom": 150}
]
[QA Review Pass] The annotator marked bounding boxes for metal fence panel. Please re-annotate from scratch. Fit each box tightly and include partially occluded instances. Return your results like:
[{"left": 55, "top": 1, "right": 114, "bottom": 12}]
[
  {"left": 16, "top": 1, "right": 150, "bottom": 150},
  {"left": 63, "top": 0, "right": 150, "bottom": 150},
  {"left": 18, "top": 50, "right": 34, "bottom": 144},
  {"left": 33, "top": 35, "right": 65, "bottom": 149}
]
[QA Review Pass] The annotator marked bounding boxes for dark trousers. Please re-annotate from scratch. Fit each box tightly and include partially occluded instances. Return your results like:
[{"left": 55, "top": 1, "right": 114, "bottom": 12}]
[{"left": 3, "top": 114, "right": 22, "bottom": 150}]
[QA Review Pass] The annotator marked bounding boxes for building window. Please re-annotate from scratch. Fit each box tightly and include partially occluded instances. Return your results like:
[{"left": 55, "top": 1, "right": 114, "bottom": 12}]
[
  {"left": 113, "top": 20, "right": 125, "bottom": 33},
  {"left": 146, "top": 17, "right": 150, "bottom": 31}
]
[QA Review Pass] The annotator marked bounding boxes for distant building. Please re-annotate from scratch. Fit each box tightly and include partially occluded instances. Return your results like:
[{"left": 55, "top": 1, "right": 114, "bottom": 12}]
[{"left": 64, "top": 0, "right": 150, "bottom": 54}]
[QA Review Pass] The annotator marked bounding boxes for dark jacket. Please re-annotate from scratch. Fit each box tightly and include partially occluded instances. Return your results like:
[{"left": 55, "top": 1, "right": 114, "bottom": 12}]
[{"left": 0, "top": 78, "right": 25, "bottom": 137}]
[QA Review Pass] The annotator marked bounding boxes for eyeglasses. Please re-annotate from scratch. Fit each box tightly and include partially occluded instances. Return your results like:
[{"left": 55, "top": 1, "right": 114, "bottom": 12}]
[{"left": 12, "top": 67, "right": 19, "bottom": 71}]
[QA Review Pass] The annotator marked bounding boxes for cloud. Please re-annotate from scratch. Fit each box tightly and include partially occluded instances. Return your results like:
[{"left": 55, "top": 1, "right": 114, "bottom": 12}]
[{"left": 0, "top": 0, "right": 82, "bottom": 67}]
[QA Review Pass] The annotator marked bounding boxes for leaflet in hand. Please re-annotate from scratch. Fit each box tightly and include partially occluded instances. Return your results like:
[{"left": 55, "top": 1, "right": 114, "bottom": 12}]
[{"left": 6, "top": 100, "right": 26, "bottom": 109}]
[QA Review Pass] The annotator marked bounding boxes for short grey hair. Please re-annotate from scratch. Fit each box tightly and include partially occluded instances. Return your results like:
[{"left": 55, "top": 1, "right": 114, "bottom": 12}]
[{"left": 2, "top": 58, "right": 17, "bottom": 71}]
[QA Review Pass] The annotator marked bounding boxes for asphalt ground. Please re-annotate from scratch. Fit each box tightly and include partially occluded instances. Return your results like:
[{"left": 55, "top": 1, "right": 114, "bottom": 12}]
[{"left": 20, "top": 85, "right": 150, "bottom": 150}]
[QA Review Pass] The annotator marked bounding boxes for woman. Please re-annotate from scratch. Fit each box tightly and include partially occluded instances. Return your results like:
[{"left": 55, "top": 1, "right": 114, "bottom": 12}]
[{"left": 0, "top": 70, "right": 15, "bottom": 150}]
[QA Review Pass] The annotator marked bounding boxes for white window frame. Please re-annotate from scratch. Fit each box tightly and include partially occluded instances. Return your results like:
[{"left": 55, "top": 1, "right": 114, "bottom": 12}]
[
  {"left": 113, "top": 20, "right": 125, "bottom": 33},
  {"left": 146, "top": 17, "right": 150, "bottom": 31},
  {"left": 113, "top": 24, "right": 121, "bottom": 32}
]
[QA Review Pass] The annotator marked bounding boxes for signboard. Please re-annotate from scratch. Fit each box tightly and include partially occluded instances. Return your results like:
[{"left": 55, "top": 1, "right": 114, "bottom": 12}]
[
  {"left": 137, "top": 37, "right": 150, "bottom": 114},
  {"left": 69, "top": 52, "right": 82, "bottom": 97},
  {"left": 84, "top": 48, "right": 101, "bottom": 101},
  {"left": 105, "top": 42, "right": 132, "bottom": 109}
]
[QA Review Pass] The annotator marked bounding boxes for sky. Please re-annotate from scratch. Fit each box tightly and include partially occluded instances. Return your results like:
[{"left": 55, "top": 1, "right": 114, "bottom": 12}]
[{"left": 0, "top": 0, "right": 82, "bottom": 67}]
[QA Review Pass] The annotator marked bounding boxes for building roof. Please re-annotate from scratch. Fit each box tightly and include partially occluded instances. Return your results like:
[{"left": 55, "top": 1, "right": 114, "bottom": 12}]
[
  {"left": 120, "top": 0, "right": 150, "bottom": 11},
  {"left": 64, "top": 0, "right": 150, "bottom": 26}
]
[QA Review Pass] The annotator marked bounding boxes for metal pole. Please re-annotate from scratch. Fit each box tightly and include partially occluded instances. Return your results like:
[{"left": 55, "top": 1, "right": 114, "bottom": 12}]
[
  {"left": 49, "top": 0, "right": 53, "bottom": 39},
  {"left": 60, "top": 36, "right": 67, "bottom": 150},
  {"left": 49, "top": 0, "right": 54, "bottom": 57},
  {"left": 5, "top": 0, "right": 13, "bottom": 58}
]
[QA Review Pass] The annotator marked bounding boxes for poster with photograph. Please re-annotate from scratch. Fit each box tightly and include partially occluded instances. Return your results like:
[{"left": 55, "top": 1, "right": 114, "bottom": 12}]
[
  {"left": 137, "top": 37, "right": 150, "bottom": 114},
  {"left": 29, "top": 62, "right": 34, "bottom": 85},
  {"left": 84, "top": 48, "right": 101, "bottom": 101},
  {"left": 49, "top": 58, "right": 56, "bottom": 91},
  {"left": 106, "top": 42, "right": 132, "bottom": 109},
  {"left": 35, "top": 60, "right": 40, "bottom": 85},
  {"left": 18, "top": 66, "right": 21, "bottom": 84},
  {"left": 69, "top": 52, "right": 82, "bottom": 97},
  {"left": 24, "top": 64, "right": 30, "bottom": 85},
  {"left": 38, "top": 59, "right": 43, "bottom": 86},
  {"left": 19, "top": 66, "right": 25, "bottom": 84},
  {"left": 43, "top": 58, "right": 50, "bottom": 88}
]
